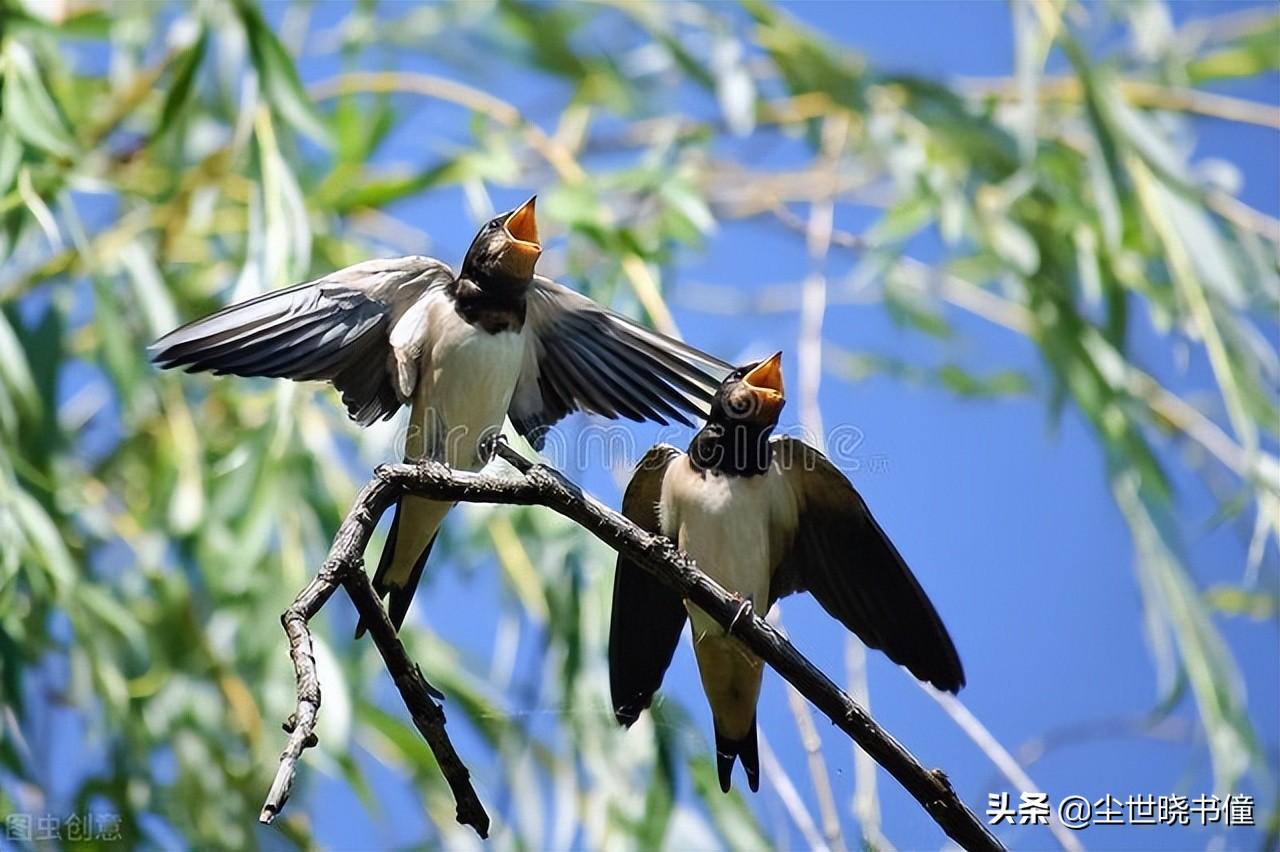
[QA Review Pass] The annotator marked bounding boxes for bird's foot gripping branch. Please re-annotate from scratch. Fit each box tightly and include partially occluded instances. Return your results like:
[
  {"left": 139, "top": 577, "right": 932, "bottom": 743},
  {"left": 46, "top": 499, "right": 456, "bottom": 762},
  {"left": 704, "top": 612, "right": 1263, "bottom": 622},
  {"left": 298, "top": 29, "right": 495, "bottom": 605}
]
[{"left": 259, "top": 445, "right": 1003, "bottom": 851}]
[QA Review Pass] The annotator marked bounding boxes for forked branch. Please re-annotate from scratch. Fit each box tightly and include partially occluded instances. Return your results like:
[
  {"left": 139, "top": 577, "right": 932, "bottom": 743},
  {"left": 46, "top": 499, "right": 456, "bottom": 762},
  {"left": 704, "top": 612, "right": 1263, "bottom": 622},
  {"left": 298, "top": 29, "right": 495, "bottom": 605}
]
[{"left": 260, "top": 445, "right": 1002, "bottom": 851}]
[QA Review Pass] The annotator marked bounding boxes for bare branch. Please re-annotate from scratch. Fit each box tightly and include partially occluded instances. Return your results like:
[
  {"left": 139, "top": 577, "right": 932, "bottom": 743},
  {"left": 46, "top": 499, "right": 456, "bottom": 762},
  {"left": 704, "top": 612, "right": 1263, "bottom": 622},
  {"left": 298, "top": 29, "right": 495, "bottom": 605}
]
[
  {"left": 259, "top": 447, "right": 1000, "bottom": 848},
  {"left": 259, "top": 472, "right": 490, "bottom": 838}
]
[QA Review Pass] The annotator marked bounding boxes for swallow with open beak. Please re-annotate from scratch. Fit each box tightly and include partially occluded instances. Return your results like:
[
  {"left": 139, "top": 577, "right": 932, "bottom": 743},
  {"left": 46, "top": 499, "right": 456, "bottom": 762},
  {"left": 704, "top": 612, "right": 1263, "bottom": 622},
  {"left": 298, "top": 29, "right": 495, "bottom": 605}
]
[
  {"left": 151, "top": 197, "right": 731, "bottom": 633},
  {"left": 608, "top": 352, "right": 964, "bottom": 792}
]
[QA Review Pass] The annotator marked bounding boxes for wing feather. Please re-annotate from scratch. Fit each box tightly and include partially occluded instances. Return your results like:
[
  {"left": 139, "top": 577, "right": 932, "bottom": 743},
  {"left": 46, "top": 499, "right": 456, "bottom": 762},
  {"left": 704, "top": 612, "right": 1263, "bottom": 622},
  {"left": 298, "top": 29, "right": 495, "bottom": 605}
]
[
  {"left": 609, "top": 445, "right": 687, "bottom": 726},
  {"left": 510, "top": 276, "right": 732, "bottom": 446},
  {"left": 150, "top": 256, "right": 452, "bottom": 425},
  {"left": 769, "top": 438, "right": 965, "bottom": 692}
]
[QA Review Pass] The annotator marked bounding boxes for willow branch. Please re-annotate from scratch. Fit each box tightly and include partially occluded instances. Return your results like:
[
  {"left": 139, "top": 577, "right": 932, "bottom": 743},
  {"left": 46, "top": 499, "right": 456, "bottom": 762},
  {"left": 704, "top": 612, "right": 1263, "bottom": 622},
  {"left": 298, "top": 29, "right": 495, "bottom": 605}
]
[
  {"left": 309, "top": 71, "right": 679, "bottom": 336},
  {"left": 788, "top": 112, "right": 846, "bottom": 852},
  {"left": 760, "top": 204, "right": 1280, "bottom": 492},
  {"left": 966, "top": 75, "right": 1280, "bottom": 130}
]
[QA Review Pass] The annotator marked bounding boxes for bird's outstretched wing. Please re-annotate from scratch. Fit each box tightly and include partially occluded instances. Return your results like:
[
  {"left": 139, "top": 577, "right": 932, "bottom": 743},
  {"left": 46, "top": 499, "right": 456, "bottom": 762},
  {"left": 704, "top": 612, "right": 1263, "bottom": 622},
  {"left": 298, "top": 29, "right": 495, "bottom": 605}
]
[
  {"left": 510, "top": 276, "right": 732, "bottom": 447},
  {"left": 609, "top": 444, "right": 687, "bottom": 726},
  {"left": 769, "top": 437, "right": 966, "bottom": 692},
  {"left": 149, "top": 256, "right": 453, "bottom": 425}
]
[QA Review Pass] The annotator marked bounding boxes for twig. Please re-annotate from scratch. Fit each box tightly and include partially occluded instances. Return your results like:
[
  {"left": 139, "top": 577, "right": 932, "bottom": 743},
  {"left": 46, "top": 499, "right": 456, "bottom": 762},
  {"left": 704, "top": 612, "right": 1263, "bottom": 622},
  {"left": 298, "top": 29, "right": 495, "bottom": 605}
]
[
  {"left": 758, "top": 732, "right": 829, "bottom": 852},
  {"left": 259, "top": 571, "right": 339, "bottom": 824},
  {"left": 787, "top": 112, "right": 847, "bottom": 852},
  {"left": 783, "top": 677, "right": 845, "bottom": 849},
  {"left": 261, "top": 448, "right": 1001, "bottom": 849},
  {"left": 924, "top": 688, "right": 1083, "bottom": 852},
  {"left": 259, "top": 473, "right": 490, "bottom": 838},
  {"left": 965, "top": 75, "right": 1280, "bottom": 130},
  {"left": 342, "top": 567, "right": 489, "bottom": 833},
  {"left": 847, "top": 638, "right": 892, "bottom": 851}
]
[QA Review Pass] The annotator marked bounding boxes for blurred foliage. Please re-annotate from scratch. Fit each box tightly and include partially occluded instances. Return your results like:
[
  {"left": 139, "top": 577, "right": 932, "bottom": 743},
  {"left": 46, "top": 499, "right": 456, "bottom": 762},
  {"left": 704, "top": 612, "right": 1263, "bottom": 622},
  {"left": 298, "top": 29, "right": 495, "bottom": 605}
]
[{"left": 0, "top": 0, "right": 1276, "bottom": 848}]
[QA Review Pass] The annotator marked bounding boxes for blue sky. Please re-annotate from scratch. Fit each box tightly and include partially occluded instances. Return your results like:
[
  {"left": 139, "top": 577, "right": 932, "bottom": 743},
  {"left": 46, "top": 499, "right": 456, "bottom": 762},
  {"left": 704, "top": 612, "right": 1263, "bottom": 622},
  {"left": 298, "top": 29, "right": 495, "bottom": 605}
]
[{"left": 199, "top": 1, "right": 1280, "bottom": 848}]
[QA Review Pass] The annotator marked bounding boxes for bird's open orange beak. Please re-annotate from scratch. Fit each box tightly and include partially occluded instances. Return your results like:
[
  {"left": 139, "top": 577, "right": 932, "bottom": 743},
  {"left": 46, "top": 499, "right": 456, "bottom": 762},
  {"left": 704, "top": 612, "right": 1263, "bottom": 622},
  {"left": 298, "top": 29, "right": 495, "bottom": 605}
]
[
  {"left": 743, "top": 352, "right": 784, "bottom": 398},
  {"left": 504, "top": 196, "right": 540, "bottom": 249},
  {"left": 742, "top": 351, "right": 785, "bottom": 420}
]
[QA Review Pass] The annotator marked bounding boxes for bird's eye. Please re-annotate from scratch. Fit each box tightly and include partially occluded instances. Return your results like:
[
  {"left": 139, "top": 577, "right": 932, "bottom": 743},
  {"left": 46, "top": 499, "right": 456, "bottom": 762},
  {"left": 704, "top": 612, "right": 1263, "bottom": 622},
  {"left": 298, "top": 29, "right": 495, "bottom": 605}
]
[
  {"left": 488, "top": 220, "right": 501, "bottom": 232},
  {"left": 726, "top": 388, "right": 755, "bottom": 417}
]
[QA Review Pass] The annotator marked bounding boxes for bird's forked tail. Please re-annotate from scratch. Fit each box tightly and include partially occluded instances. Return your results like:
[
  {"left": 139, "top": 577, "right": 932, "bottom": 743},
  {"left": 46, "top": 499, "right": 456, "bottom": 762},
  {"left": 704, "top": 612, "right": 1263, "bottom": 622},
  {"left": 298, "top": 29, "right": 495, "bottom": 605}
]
[{"left": 715, "top": 716, "right": 760, "bottom": 793}]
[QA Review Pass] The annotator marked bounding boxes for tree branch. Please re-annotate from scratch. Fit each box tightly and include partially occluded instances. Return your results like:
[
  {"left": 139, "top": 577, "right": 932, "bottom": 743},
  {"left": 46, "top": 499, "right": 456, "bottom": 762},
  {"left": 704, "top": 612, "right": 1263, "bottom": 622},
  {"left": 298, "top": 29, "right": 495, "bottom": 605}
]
[
  {"left": 259, "top": 473, "right": 491, "bottom": 838},
  {"left": 259, "top": 445, "right": 1001, "bottom": 849}
]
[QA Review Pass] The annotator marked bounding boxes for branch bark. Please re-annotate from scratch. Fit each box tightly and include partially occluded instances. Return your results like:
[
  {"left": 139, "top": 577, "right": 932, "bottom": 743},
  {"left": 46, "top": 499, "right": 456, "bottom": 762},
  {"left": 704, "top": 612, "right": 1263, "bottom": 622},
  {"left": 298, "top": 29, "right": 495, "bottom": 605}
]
[
  {"left": 259, "top": 474, "right": 490, "bottom": 838},
  {"left": 260, "top": 445, "right": 1002, "bottom": 851}
]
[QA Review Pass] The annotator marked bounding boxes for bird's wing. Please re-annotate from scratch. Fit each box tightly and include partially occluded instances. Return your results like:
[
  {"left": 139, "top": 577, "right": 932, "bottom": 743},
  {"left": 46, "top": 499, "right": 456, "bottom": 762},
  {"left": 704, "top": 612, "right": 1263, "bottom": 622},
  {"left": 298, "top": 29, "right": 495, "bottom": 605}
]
[
  {"left": 609, "top": 444, "right": 687, "bottom": 726},
  {"left": 768, "top": 437, "right": 966, "bottom": 692},
  {"left": 509, "top": 276, "right": 732, "bottom": 447},
  {"left": 149, "top": 256, "right": 453, "bottom": 425}
]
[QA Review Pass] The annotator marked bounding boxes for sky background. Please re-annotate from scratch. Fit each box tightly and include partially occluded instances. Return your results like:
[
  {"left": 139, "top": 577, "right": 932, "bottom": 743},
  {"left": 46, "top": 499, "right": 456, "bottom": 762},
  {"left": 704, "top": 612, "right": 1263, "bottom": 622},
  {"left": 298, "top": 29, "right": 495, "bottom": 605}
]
[
  {"left": 254, "top": 2, "right": 1280, "bottom": 849},
  {"left": 29, "top": 1, "right": 1272, "bottom": 849}
]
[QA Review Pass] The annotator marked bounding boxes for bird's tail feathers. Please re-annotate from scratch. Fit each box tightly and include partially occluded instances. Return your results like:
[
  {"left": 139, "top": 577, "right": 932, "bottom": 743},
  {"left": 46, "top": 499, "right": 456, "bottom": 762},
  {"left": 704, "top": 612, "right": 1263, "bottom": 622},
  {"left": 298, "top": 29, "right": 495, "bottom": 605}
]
[
  {"left": 354, "top": 499, "right": 437, "bottom": 638},
  {"left": 715, "top": 717, "right": 760, "bottom": 793}
]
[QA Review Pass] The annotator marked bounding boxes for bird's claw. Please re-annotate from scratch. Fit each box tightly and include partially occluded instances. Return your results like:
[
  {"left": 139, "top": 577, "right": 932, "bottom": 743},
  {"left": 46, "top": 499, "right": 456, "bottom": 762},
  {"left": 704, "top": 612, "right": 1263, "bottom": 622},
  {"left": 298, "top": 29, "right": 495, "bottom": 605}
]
[
  {"left": 480, "top": 431, "right": 510, "bottom": 463},
  {"left": 728, "top": 596, "right": 754, "bottom": 635}
]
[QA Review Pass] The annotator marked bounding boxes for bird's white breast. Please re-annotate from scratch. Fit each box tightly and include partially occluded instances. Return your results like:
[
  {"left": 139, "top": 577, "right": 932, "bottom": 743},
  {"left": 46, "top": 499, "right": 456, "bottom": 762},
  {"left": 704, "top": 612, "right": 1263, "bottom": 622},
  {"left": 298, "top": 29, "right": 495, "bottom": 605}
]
[
  {"left": 661, "top": 458, "right": 778, "bottom": 638},
  {"left": 403, "top": 290, "right": 525, "bottom": 469}
]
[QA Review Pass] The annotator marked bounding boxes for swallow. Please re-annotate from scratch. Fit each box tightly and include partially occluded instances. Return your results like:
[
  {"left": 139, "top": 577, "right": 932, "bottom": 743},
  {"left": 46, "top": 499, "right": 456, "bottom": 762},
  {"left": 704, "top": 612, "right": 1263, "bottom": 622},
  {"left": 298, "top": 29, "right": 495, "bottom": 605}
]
[
  {"left": 608, "top": 352, "right": 964, "bottom": 793},
  {"left": 150, "top": 197, "right": 731, "bottom": 633}
]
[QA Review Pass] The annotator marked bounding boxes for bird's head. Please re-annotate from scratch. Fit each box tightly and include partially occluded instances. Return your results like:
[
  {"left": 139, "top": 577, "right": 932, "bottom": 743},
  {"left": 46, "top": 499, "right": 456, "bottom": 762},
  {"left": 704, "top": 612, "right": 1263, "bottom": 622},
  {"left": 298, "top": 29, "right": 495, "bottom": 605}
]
[
  {"left": 461, "top": 196, "right": 542, "bottom": 284},
  {"left": 690, "top": 352, "right": 785, "bottom": 475},
  {"left": 713, "top": 351, "right": 786, "bottom": 428}
]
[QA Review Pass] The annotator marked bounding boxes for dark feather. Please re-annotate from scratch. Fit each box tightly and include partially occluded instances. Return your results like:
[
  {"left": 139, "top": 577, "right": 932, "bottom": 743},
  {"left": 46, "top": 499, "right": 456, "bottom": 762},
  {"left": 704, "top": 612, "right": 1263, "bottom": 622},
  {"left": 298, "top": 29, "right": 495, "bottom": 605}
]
[
  {"left": 149, "top": 256, "right": 451, "bottom": 425},
  {"left": 715, "top": 716, "right": 759, "bottom": 793},
  {"left": 510, "top": 277, "right": 731, "bottom": 446},
  {"left": 769, "top": 438, "right": 965, "bottom": 693},
  {"left": 609, "top": 445, "right": 687, "bottom": 726},
  {"left": 355, "top": 501, "right": 438, "bottom": 638}
]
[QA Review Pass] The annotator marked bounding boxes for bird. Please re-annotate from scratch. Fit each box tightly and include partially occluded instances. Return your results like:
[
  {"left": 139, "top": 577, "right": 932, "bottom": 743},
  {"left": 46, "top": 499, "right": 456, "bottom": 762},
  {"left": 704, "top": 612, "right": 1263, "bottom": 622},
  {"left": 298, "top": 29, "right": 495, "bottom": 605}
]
[
  {"left": 150, "top": 196, "right": 732, "bottom": 634},
  {"left": 608, "top": 351, "right": 965, "bottom": 793}
]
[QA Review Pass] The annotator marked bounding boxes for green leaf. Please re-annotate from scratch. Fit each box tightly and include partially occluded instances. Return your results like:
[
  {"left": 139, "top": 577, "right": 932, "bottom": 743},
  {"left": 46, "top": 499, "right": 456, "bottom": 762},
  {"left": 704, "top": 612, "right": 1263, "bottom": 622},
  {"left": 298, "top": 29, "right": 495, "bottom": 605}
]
[
  {"left": 333, "top": 91, "right": 395, "bottom": 166},
  {"left": 636, "top": 702, "right": 681, "bottom": 848},
  {"left": 883, "top": 269, "right": 953, "bottom": 339},
  {"left": 155, "top": 28, "right": 208, "bottom": 143},
  {"left": 1154, "top": 179, "right": 1247, "bottom": 308},
  {"left": 11, "top": 487, "right": 75, "bottom": 592},
  {"left": 1114, "top": 470, "right": 1258, "bottom": 795},
  {"left": 234, "top": 0, "right": 331, "bottom": 145},
  {"left": 75, "top": 585, "right": 147, "bottom": 656},
  {"left": 0, "top": 130, "right": 23, "bottom": 196},
  {"left": 0, "top": 310, "right": 39, "bottom": 424},
  {"left": 747, "top": 0, "right": 866, "bottom": 111},
  {"left": 987, "top": 218, "right": 1040, "bottom": 276},
  {"left": 1205, "top": 585, "right": 1277, "bottom": 621},
  {"left": 1, "top": 42, "right": 77, "bottom": 159},
  {"left": 936, "top": 364, "right": 1033, "bottom": 397},
  {"left": 332, "top": 160, "right": 466, "bottom": 213},
  {"left": 1187, "top": 16, "right": 1280, "bottom": 82},
  {"left": 0, "top": 6, "right": 112, "bottom": 39}
]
